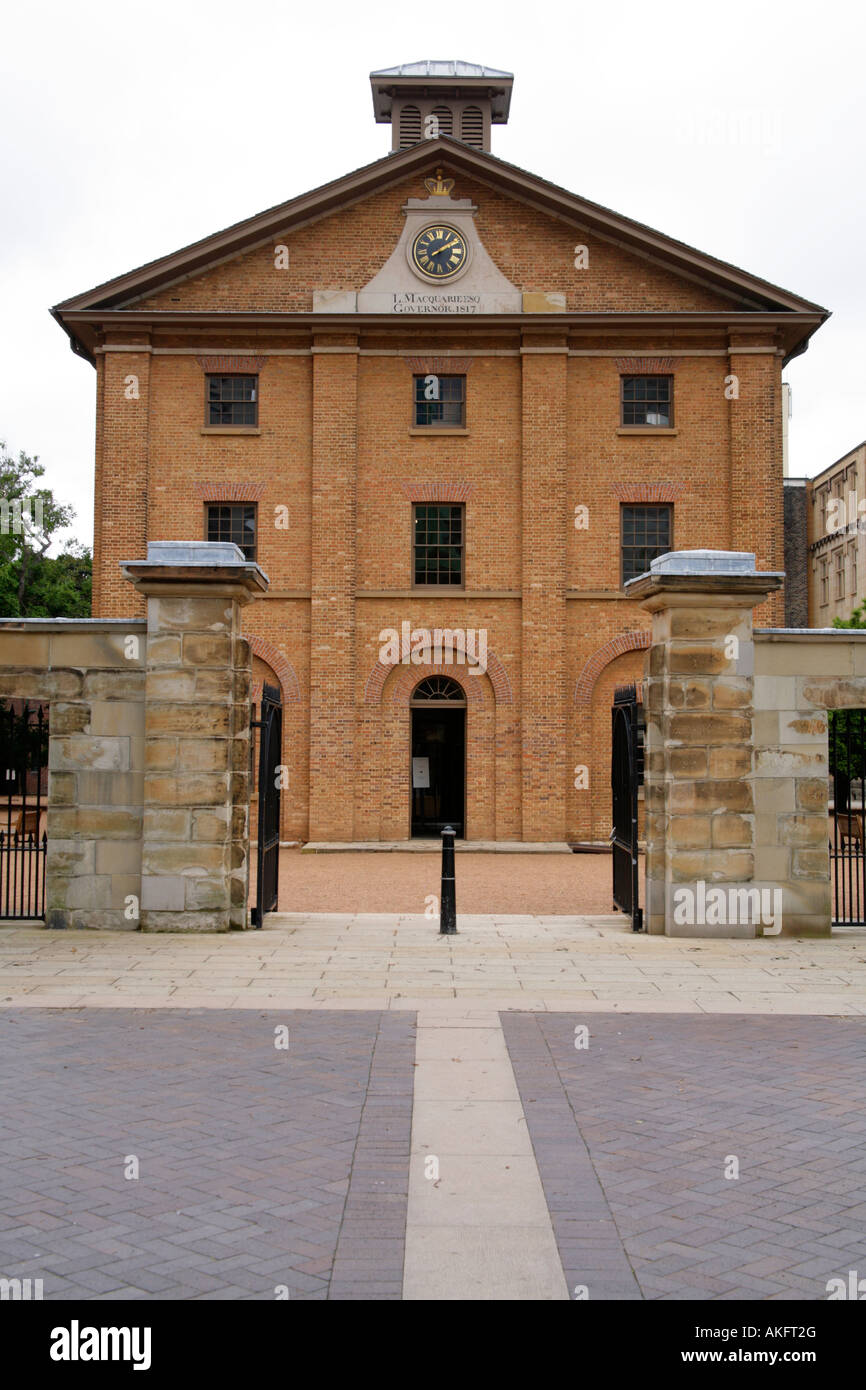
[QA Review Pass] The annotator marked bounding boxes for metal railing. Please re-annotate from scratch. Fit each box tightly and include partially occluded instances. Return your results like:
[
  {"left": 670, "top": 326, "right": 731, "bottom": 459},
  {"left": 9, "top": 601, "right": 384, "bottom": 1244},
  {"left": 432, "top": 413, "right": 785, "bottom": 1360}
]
[{"left": 0, "top": 701, "right": 48, "bottom": 920}]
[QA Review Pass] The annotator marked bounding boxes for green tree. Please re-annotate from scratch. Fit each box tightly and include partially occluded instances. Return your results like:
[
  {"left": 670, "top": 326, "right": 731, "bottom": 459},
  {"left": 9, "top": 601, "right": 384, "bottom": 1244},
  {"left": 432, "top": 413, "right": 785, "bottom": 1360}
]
[
  {"left": 833, "top": 599, "right": 866, "bottom": 630},
  {"left": 0, "top": 441, "right": 91, "bottom": 617}
]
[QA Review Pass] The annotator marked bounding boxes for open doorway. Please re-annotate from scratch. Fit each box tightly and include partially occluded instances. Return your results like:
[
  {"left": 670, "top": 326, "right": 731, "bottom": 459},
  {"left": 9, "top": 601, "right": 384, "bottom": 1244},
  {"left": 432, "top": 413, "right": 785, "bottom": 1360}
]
[{"left": 410, "top": 676, "right": 466, "bottom": 838}]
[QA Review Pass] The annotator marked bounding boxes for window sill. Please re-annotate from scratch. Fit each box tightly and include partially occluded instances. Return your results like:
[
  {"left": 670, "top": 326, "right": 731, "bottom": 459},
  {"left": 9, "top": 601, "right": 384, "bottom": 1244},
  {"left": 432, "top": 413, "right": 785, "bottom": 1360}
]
[
  {"left": 357, "top": 589, "right": 518, "bottom": 599},
  {"left": 409, "top": 428, "right": 470, "bottom": 437},
  {"left": 616, "top": 427, "right": 678, "bottom": 436},
  {"left": 200, "top": 427, "right": 261, "bottom": 436}
]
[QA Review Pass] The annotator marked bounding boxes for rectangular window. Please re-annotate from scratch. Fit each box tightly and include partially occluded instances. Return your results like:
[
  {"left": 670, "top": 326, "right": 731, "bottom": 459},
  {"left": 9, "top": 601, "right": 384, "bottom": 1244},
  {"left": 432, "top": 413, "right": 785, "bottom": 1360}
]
[
  {"left": 820, "top": 557, "right": 829, "bottom": 605},
  {"left": 413, "top": 374, "right": 466, "bottom": 428},
  {"left": 621, "top": 375, "right": 673, "bottom": 428},
  {"left": 621, "top": 504, "right": 672, "bottom": 585},
  {"left": 206, "top": 503, "right": 257, "bottom": 560},
  {"left": 206, "top": 374, "right": 258, "bottom": 427},
  {"left": 413, "top": 504, "right": 464, "bottom": 586},
  {"left": 849, "top": 541, "right": 857, "bottom": 597},
  {"left": 835, "top": 549, "right": 845, "bottom": 599}
]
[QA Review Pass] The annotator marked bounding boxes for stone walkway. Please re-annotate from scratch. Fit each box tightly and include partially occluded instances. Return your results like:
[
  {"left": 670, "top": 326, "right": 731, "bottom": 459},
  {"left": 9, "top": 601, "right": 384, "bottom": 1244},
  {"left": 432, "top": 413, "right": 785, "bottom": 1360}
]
[{"left": 2, "top": 914, "right": 865, "bottom": 1014}]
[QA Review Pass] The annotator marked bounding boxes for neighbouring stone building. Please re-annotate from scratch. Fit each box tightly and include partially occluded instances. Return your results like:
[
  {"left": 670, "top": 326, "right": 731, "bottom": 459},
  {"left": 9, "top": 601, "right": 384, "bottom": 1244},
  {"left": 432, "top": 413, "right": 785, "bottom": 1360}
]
[
  {"left": 51, "top": 59, "right": 828, "bottom": 846},
  {"left": 806, "top": 439, "right": 866, "bottom": 625}
]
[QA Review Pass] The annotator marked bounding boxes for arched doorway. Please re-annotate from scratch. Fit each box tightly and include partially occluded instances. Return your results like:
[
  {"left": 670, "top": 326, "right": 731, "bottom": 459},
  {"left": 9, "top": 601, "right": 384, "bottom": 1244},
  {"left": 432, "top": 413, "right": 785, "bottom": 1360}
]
[{"left": 410, "top": 676, "right": 466, "bottom": 838}]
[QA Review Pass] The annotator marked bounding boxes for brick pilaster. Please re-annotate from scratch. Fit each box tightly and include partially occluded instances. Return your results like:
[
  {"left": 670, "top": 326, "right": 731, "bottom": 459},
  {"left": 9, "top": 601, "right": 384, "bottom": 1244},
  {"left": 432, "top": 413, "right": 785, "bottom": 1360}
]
[
  {"left": 728, "top": 341, "right": 785, "bottom": 627},
  {"left": 95, "top": 342, "right": 151, "bottom": 617},
  {"left": 521, "top": 338, "right": 568, "bottom": 840},
  {"left": 309, "top": 338, "right": 358, "bottom": 840}
]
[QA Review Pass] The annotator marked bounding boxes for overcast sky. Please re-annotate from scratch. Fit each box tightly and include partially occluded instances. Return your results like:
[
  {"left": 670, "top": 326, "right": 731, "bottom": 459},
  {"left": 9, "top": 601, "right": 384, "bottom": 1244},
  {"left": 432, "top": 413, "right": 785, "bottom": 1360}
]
[{"left": 2, "top": 0, "right": 863, "bottom": 550}]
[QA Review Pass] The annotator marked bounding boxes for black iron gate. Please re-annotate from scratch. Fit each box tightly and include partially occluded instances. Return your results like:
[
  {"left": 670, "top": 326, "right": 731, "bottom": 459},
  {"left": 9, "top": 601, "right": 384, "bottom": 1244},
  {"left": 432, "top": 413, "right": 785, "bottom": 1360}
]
[
  {"left": 611, "top": 683, "right": 644, "bottom": 932},
  {"left": 251, "top": 683, "right": 282, "bottom": 928},
  {"left": 0, "top": 701, "right": 48, "bottom": 921},
  {"left": 829, "top": 708, "right": 866, "bottom": 925}
]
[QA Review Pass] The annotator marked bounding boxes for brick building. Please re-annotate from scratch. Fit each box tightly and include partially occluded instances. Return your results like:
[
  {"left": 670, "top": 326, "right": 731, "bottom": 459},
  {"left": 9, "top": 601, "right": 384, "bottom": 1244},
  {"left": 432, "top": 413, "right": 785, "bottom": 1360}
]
[
  {"left": 52, "top": 60, "right": 828, "bottom": 845},
  {"left": 806, "top": 440, "right": 866, "bottom": 626}
]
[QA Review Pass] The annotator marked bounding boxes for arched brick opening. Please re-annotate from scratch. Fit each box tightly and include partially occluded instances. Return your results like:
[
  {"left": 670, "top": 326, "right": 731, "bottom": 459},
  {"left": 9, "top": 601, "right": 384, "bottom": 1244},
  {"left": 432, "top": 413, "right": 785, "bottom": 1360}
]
[
  {"left": 248, "top": 636, "right": 301, "bottom": 704},
  {"left": 390, "top": 664, "right": 483, "bottom": 707},
  {"left": 367, "top": 660, "right": 498, "bottom": 841},
  {"left": 247, "top": 638, "right": 304, "bottom": 843},
  {"left": 364, "top": 638, "right": 513, "bottom": 706},
  {"left": 573, "top": 629, "right": 650, "bottom": 708},
  {"left": 570, "top": 629, "right": 651, "bottom": 842}
]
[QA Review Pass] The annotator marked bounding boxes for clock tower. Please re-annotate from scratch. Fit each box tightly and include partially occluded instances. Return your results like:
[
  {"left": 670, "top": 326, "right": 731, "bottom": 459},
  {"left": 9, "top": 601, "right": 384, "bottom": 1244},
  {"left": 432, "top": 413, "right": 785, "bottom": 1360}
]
[{"left": 370, "top": 59, "right": 513, "bottom": 152}]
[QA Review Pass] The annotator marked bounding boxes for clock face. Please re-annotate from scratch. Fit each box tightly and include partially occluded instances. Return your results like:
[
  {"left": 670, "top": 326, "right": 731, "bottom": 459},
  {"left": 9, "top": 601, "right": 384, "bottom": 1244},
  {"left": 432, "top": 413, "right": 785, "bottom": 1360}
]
[{"left": 411, "top": 224, "right": 468, "bottom": 280}]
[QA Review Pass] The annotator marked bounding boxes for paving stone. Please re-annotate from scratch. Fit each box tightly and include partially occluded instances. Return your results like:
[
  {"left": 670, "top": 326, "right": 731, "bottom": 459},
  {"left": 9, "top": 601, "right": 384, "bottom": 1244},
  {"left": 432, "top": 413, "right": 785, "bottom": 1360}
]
[
  {"left": 0, "top": 1008, "right": 414, "bottom": 1300},
  {"left": 503, "top": 1011, "right": 866, "bottom": 1302}
]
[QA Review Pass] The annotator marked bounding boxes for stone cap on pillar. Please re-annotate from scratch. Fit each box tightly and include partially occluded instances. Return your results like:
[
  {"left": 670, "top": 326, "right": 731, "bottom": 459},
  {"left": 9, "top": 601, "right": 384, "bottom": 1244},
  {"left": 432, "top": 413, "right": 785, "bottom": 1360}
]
[
  {"left": 121, "top": 540, "right": 269, "bottom": 602},
  {"left": 626, "top": 549, "right": 784, "bottom": 609}
]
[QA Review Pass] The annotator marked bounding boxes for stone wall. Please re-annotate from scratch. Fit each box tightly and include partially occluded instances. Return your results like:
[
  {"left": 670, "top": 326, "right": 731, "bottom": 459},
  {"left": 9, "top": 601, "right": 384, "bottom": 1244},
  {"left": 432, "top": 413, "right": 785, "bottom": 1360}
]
[
  {"left": 0, "top": 541, "right": 265, "bottom": 931},
  {"left": 752, "top": 629, "right": 866, "bottom": 935},
  {"left": 634, "top": 548, "right": 866, "bottom": 938},
  {"left": 0, "top": 621, "right": 146, "bottom": 929}
]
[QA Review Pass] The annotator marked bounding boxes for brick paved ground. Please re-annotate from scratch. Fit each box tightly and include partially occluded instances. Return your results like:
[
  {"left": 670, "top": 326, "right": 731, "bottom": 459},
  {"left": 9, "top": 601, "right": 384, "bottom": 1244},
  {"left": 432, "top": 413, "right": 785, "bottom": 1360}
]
[
  {"left": 3, "top": 1003, "right": 865, "bottom": 1300},
  {"left": 276, "top": 846, "right": 627, "bottom": 914},
  {"left": 503, "top": 1012, "right": 866, "bottom": 1301},
  {"left": 0, "top": 1009, "right": 415, "bottom": 1300}
]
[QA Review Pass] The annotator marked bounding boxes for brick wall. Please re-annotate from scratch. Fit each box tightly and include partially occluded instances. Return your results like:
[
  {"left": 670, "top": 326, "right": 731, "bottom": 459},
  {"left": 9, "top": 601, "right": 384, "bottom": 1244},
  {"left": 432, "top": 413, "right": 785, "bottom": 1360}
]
[
  {"left": 88, "top": 165, "right": 789, "bottom": 845},
  {"left": 783, "top": 481, "right": 809, "bottom": 627}
]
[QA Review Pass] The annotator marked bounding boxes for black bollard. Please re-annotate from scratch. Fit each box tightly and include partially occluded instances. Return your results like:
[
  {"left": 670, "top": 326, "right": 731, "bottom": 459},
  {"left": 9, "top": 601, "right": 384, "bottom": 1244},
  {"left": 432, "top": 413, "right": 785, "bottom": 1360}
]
[{"left": 439, "top": 825, "right": 457, "bottom": 934}]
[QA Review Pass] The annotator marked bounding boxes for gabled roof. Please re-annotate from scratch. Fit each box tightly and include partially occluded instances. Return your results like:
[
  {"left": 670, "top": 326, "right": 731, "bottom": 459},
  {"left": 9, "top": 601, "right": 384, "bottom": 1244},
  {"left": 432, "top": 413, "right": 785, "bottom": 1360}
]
[
  {"left": 370, "top": 60, "right": 512, "bottom": 79},
  {"left": 52, "top": 136, "right": 828, "bottom": 363}
]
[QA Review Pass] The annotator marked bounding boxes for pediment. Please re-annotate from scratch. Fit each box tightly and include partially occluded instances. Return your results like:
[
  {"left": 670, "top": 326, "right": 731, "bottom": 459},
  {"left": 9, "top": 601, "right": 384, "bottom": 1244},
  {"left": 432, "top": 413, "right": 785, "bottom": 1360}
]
[{"left": 52, "top": 137, "right": 828, "bottom": 357}]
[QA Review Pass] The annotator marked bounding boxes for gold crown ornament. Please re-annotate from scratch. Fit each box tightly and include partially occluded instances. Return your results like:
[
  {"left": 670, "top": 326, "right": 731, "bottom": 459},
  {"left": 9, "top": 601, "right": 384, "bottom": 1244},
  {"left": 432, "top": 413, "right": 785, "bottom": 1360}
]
[{"left": 424, "top": 169, "right": 455, "bottom": 197}]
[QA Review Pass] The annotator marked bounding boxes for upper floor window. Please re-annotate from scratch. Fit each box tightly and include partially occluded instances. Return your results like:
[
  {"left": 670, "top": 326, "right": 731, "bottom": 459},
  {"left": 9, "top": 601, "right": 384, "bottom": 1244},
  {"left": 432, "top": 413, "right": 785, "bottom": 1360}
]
[
  {"left": 413, "top": 374, "right": 466, "bottom": 428},
  {"left": 849, "top": 541, "right": 858, "bottom": 597},
  {"left": 413, "top": 504, "right": 464, "bottom": 586},
  {"left": 206, "top": 503, "right": 257, "bottom": 560},
  {"left": 621, "top": 504, "right": 672, "bottom": 585},
  {"left": 206, "top": 374, "right": 258, "bottom": 427},
  {"left": 820, "top": 557, "right": 829, "bottom": 605},
  {"left": 835, "top": 548, "right": 845, "bottom": 599},
  {"left": 621, "top": 375, "right": 673, "bottom": 428}
]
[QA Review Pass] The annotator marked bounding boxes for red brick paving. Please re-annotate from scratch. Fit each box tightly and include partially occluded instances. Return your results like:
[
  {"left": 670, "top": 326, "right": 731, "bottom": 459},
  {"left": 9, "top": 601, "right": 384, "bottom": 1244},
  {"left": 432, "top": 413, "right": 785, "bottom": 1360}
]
[{"left": 275, "top": 846, "right": 640, "bottom": 916}]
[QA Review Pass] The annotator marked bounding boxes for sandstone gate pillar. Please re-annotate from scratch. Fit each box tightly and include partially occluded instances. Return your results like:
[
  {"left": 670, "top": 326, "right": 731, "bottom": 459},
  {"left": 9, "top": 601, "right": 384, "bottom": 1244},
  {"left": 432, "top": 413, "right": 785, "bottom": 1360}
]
[
  {"left": 122, "top": 541, "right": 267, "bottom": 931},
  {"left": 629, "top": 551, "right": 783, "bottom": 937}
]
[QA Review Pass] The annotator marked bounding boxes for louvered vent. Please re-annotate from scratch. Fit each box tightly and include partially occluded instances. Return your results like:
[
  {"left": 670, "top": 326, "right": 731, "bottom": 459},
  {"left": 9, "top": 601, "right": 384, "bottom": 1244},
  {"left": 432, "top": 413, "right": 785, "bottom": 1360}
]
[
  {"left": 429, "top": 105, "right": 454, "bottom": 137},
  {"left": 399, "top": 105, "right": 422, "bottom": 147},
  {"left": 461, "top": 107, "right": 484, "bottom": 147}
]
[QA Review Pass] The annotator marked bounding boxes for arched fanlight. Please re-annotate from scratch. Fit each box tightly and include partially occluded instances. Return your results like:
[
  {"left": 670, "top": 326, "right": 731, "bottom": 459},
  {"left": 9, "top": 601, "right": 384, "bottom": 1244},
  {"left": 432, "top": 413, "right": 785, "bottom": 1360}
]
[{"left": 411, "top": 676, "right": 466, "bottom": 703}]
